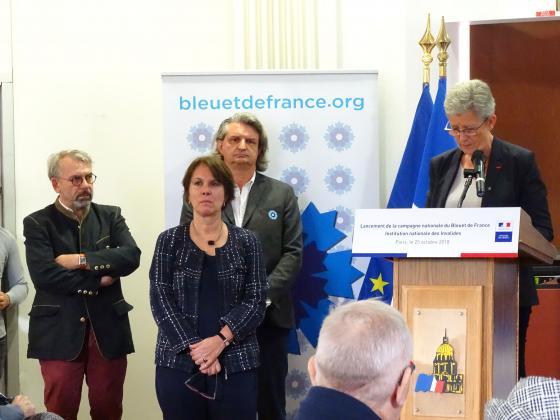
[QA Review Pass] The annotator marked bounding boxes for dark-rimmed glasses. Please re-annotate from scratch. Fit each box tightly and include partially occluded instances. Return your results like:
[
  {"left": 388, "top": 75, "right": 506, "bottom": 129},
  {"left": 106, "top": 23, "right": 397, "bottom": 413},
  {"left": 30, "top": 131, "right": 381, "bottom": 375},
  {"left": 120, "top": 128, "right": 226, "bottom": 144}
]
[
  {"left": 185, "top": 372, "right": 218, "bottom": 400},
  {"left": 445, "top": 118, "right": 487, "bottom": 137},
  {"left": 400, "top": 361, "right": 416, "bottom": 384},
  {"left": 58, "top": 173, "right": 97, "bottom": 187}
]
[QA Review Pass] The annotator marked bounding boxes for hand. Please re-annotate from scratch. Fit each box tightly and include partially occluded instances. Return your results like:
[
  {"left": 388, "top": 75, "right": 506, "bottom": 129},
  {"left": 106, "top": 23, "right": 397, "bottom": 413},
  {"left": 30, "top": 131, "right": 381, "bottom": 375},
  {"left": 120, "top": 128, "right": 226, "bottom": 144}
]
[
  {"left": 189, "top": 336, "right": 225, "bottom": 369},
  {"left": 12, "top": 395, "right": 37, "bottom": 417},
  {"left": 200, "top": 359, "right": 221, "bottom": 376},
  {"left": 55, "top": 254, "right": 81, "bottom": 270},
  {"left": 99, "top": 276, "right": 116, "bottom": 287},
  {"left": 0, "top": 292, "right": 10, "bottom": 310}
]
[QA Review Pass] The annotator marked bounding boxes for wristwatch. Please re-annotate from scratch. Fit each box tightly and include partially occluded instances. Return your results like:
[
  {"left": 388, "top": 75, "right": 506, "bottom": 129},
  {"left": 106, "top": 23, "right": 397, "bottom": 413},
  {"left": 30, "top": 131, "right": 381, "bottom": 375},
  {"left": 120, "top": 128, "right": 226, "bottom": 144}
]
[
  {"left": 217, "top": 331, "right": 230, "bottom": 346},
  {"left": 78, "top": 253, "right": 87, "bottom": 269}
]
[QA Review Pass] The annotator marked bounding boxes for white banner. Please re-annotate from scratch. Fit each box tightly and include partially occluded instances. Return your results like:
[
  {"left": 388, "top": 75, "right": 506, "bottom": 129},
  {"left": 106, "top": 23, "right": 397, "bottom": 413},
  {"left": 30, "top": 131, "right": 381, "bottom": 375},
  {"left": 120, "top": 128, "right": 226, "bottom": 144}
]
[
  {"left": 162, "top": 71, "right": 379, "bottom": 228},
  {"left": 162, "top": 71, "right": 379, "bottom": 416},
  {"left": 352, "top": 207, "right": 521, "bottom": 258}
]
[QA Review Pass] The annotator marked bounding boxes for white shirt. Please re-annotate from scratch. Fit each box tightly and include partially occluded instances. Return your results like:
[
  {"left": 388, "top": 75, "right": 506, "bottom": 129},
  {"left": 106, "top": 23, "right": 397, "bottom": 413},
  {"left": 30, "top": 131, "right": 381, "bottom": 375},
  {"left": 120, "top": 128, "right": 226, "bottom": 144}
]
[
  {"left": 445, "top": 165, "right": 483, "bottom": 208},
  {"left": 232, "top": 172, "right": 256, "bottom": 227}
]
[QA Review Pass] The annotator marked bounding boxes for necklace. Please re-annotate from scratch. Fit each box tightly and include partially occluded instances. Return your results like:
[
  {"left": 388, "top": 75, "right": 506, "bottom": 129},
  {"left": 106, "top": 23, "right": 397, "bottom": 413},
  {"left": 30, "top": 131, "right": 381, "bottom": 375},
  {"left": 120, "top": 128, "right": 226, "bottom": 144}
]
[{"left": 191, "top": 221, "right": 223, "bottom": 247}]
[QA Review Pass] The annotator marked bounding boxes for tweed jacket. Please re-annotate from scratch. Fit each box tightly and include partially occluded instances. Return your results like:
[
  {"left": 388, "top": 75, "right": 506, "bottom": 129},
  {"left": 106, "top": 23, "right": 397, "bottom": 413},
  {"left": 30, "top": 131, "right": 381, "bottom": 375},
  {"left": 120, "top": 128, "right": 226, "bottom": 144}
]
[
  {"left": 23, "top": 201, "right": 141, "bottom": 360},
  {"left": 426, "top": 137, "right": 554, "bottom": 306},
  {"left": 149, "top": 224, "right": 267, "bottom": 375},
  {"left": 181, "top": 172, "right": 303, "bottom": 329}
]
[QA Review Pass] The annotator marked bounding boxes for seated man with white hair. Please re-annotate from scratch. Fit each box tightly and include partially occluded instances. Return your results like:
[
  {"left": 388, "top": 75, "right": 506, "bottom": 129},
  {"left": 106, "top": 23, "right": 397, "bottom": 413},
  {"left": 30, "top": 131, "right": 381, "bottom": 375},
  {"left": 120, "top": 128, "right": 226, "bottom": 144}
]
[{"left": 295, "top": 300, "right": 414, "bottom": 420}]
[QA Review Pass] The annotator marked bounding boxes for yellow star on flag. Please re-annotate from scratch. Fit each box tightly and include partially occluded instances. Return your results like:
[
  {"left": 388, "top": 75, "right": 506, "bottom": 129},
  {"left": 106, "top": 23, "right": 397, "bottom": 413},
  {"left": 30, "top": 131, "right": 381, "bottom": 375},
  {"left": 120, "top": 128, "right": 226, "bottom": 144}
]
[{"left": 370, "top": 274, "right": 389, "bottom": 295}]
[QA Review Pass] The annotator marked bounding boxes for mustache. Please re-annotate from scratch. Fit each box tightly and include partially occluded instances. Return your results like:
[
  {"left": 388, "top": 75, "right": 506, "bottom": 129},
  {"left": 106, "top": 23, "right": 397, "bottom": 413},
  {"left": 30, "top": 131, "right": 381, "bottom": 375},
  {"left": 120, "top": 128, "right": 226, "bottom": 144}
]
[{"left": 76, "top": 192, "right": 92, "bottom": 201}]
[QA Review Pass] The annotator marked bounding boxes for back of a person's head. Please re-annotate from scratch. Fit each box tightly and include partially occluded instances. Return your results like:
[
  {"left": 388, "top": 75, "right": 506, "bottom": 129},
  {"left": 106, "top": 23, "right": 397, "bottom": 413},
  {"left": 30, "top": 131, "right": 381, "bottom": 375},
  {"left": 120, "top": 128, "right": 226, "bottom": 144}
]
[
  {"left": 314, "top": 299, "right": 412, "bottom": 404},
  {"left": 484, "top": 376, "right": 560, "bottom": 419}
]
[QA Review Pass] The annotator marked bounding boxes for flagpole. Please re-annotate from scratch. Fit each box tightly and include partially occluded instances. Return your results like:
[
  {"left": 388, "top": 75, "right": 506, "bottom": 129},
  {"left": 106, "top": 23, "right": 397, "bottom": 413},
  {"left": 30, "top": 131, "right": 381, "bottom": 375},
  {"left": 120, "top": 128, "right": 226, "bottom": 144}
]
[
  {"left": 436, "top": 17, "right": 451, "bottom": 78},
  {"left": 412, "top": 16, "right": 456, "bottom": 208},
  {"left": 358, "top": 18, "right": 438, "bottom": 304},
  {"left": 419, "top": 14, "right": 435, "bottom": 85}
]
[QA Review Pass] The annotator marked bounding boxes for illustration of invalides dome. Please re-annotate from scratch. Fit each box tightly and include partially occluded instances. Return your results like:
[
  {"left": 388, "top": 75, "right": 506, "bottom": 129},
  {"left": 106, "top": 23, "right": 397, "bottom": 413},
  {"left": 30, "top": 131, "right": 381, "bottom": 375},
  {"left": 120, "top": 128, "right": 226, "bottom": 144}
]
[
  {"left": 432, "top": 329, "right": 464, "bottom": 394},
  {"left": 435, "top": 330, "right": 455, "bottom": 359}
]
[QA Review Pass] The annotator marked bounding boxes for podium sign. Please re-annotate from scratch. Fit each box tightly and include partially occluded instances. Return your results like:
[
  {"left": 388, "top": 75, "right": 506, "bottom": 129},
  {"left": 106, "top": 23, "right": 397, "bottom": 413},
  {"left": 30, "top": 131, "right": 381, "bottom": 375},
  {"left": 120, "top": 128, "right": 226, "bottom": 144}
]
[
  {"left": 352, "top": 207, "right": 521, "bottom": 258},
  {"left": 358, "top": 207, "right": 557, "bottom": 419}
]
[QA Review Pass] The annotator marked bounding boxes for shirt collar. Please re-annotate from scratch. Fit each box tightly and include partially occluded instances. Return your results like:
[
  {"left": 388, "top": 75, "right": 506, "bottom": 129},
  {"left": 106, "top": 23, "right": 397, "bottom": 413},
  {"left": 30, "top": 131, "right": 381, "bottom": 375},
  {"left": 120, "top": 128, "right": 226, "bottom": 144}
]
[{"left": 235, "top": 171, "right": 256, "bottom": 191}]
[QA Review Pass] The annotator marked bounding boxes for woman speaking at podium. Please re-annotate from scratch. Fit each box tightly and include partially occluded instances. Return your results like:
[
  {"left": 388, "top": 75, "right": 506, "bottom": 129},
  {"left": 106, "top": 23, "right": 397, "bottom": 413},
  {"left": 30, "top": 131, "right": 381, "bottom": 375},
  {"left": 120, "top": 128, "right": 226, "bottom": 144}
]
[{"left": 425, "top": 79, "right": 553, "bottom": 378}]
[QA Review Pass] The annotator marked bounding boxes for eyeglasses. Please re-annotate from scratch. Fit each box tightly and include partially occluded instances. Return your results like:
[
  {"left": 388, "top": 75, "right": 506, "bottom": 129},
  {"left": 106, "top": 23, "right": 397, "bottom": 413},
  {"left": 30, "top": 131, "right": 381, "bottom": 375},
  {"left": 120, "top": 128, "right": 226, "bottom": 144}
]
[
  {"left": 408, "top": 361, "right": 416, "bottom": 373},
  {"left": 445, "top": 118, "right": 487, "bottom": 137},
  {"left": 400, "top": 361, "right": 416, "bottom": 384},
  {"left": 185, "top": 372, "right": 218, "bottom": 400},
  {"left": 58, "top": 173, "right": 97, "bottom": 187}
]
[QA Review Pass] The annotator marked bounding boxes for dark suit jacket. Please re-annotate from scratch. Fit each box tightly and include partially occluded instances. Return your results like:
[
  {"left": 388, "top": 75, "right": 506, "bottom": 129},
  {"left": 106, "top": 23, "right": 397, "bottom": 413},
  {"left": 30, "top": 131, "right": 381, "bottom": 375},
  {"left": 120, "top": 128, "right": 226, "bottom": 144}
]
[
  {"left": 295, "top": 386, "right": 382, "bottom": 420},
  {"left": 23, "top": 201, "right": 141, "bottom": 360},
  {"left": 181, "top": 172, "right": 303, "bottom": 329},
  {"left": 426, "top": 137, "right": 554, "bottom": 306}
]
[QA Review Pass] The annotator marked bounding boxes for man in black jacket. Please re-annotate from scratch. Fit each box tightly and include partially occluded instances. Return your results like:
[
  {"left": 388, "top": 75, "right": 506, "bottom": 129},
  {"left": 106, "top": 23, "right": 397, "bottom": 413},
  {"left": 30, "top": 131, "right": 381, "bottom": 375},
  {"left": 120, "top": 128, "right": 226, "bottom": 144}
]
[{"left": 23, "top": 150, "right": 141, "bottom": 420}]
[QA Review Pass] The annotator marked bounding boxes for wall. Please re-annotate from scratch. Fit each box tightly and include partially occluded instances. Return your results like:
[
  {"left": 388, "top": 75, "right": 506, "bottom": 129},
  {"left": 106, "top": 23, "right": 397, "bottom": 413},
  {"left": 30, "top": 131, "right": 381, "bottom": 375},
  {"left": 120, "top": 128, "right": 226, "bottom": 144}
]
[
  {"left": 5, "top": 0, "right": 556, "bottom": 418},
  {"left": 11, "top": 1, "right": 236, "bottom": 418}
]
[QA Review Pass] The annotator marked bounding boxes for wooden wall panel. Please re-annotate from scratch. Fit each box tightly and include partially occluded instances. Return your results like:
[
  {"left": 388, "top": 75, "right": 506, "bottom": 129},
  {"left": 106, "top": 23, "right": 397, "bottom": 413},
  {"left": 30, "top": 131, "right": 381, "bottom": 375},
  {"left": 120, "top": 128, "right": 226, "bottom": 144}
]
[
  {"left": 470, "top": 21, "right": 560, "bottom": 248},
  {"left": 471, "top": 20, "right": 560, "bottom": 381}
]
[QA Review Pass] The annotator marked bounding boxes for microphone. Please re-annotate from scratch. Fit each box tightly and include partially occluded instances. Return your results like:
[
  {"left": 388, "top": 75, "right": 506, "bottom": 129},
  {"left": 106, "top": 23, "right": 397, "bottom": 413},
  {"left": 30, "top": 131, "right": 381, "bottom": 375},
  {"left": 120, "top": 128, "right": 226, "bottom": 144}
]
[
  {"left": 471, "top": 150, "right": 486, "bottom": 197},
  {"left": 458, "top": 169, "right": 476, "bottom": 208}
]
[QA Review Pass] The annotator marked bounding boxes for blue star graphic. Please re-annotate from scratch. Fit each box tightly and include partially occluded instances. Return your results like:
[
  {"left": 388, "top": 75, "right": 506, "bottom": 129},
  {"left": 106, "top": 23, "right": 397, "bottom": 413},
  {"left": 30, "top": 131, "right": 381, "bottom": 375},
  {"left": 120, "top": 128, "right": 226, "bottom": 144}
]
[{"left": 290, "top": 202, "right": 364, "bottom": 354}]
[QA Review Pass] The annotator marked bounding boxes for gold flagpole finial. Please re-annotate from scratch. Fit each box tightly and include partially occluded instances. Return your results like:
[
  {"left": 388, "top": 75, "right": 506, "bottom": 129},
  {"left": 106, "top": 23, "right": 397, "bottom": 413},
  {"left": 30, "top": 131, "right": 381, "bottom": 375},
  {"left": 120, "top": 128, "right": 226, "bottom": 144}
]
[
  {"left": 419, "top": 14, "right": 435, "bottom": 85},
  {"left": 436, "top": 16, "right": 451, "bottom": 78}
]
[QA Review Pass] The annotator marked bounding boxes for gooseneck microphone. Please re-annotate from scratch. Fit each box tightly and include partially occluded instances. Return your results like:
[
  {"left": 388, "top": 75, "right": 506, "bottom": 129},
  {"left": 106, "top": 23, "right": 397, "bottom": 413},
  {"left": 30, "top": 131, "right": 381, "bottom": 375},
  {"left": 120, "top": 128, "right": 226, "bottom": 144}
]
[
  {"left": 458, "top": 169, "right": 476, "bottom": 208},
  {"left": 471, "top": 150, "right": 486, "bottom": 197}
]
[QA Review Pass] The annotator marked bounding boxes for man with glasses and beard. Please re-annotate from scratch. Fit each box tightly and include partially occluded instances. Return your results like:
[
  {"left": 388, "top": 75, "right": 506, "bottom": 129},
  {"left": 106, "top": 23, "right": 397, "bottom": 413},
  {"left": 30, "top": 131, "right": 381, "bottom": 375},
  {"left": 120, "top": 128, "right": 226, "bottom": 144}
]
[{"left": 23, "top": 150, "right": 141, "bottom": 420}]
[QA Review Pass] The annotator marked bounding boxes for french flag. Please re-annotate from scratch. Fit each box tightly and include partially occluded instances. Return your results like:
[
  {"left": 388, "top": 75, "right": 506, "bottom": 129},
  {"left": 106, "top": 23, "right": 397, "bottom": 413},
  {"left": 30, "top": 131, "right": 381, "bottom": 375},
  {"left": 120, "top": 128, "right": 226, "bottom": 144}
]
[{"left": 415, "top": 373, "right": 445, "bottom": 393}]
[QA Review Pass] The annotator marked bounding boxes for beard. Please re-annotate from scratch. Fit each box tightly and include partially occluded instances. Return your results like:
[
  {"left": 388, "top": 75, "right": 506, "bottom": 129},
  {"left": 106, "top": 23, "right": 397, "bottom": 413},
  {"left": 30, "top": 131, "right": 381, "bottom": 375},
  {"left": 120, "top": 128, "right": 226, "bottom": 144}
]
[{"left": 74, "top": 192, "right": 92, "bottom": 209}]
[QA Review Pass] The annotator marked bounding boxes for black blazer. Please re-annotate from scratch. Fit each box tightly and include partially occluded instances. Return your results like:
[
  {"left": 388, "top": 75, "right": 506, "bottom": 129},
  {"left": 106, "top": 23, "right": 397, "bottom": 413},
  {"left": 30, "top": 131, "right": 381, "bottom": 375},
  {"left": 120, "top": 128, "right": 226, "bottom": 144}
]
[
  {"left": 24, "top": 202, "right": 141, "bottom": 360},
  {"left": 181, "top": 172, "right": 303, "bottom": 329},
  {"left": 426, "top": 137, "right": 554, "bottom": 306}
]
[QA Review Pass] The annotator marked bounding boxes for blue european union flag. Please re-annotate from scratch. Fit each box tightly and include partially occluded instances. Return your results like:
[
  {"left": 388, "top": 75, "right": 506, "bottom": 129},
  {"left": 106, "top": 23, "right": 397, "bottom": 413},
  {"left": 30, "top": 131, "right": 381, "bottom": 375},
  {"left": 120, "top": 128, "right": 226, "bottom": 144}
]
[
  {"left": 413, "top": 76, "right": 457, "bottom": 208},
  {"left": 358, "top": 84, "right": 433, "bottom": 303}
]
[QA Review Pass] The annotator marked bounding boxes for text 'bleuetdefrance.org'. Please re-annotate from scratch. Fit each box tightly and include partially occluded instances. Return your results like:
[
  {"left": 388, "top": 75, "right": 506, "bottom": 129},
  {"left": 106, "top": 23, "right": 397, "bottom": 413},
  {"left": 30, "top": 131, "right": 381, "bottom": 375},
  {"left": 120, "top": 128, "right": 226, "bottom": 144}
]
[{"left": 178, "top": 94, "right": 365, "bottom": 112}]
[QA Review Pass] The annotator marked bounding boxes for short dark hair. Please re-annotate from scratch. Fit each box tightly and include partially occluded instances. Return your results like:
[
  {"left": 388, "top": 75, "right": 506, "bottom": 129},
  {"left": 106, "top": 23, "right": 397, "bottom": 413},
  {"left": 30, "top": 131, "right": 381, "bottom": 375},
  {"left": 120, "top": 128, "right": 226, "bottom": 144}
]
[
  {"left": 182, "top": 155, "right": 235, "bottom": 207},
  {"left": 214, "top": 112, "right": 269, "bottom": 172}
]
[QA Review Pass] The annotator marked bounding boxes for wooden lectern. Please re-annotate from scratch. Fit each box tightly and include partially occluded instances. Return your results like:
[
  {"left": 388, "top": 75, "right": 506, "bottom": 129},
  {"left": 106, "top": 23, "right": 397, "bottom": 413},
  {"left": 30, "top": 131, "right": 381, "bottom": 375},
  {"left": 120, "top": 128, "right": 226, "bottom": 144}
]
[{"left": 394, "top": 210, "right": 557, "bottom": 420}]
